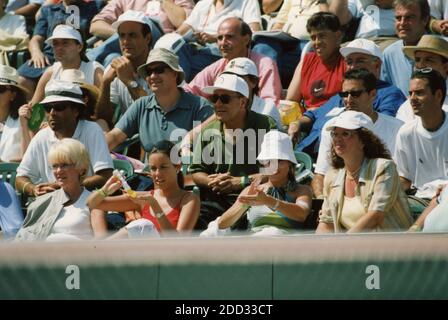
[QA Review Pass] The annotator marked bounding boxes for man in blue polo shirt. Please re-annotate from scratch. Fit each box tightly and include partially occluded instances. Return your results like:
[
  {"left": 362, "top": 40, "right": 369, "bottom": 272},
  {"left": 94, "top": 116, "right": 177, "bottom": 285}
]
[
  {"left": 106, "top": 48, "right": 213, "bottom": 153},
  {"left": 290, "top": 38, "right": 406, "bottom": 157}
]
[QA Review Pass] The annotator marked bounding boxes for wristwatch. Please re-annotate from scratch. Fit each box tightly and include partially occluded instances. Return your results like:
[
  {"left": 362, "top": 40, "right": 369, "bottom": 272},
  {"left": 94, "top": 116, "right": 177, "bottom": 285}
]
[{"left": 127, "top": 80, "right": 139, "bottom": 89}]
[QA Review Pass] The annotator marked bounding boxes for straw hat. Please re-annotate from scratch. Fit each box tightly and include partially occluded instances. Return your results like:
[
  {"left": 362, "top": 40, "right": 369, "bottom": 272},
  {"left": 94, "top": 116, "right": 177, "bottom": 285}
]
[
  {"left": 0, "top": 64, "right": 29, "bottom": 95},
  {"left": 402, "top": 35, "right": 448, "bottom": 61},
  {"left": 59, "top": 69, "right": 99, "bottom": 102}
]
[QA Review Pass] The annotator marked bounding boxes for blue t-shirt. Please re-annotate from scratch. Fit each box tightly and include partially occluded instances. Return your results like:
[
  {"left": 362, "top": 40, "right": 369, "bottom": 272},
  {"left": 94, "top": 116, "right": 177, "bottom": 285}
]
[
  {"left": 116, "top": 90, "right": 214, "bottom": 152},
  {"left": 381, "top": 40, "right": 414, "bottom": 96},
  {"left": 296, "top": 80, "right": 406, "bottom": 153}
]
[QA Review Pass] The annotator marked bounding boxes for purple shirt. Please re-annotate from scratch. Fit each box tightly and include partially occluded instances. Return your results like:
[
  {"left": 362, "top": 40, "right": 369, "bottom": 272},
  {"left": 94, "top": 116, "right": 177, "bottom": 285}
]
[
  {"left": 184, "top": 52, "right": 282, "bottom": 104},
  {"left": 92, "top": 0, "right": 194, "bottom": 33}
]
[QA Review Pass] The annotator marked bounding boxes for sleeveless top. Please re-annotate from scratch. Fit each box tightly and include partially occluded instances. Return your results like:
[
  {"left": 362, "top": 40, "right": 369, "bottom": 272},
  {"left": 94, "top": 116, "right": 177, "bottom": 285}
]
[
  {"left": 141, "top": 190, "right": 188, "bottom": 231},
  {"left": 51, "top": 61, "right": 103, "bottom": 84}
]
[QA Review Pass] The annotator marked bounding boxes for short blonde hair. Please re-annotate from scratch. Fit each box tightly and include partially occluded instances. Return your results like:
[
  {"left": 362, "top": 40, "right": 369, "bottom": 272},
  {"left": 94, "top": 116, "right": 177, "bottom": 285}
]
[{"left": 48, "top": 138, "right": 90, "bottom": 173}]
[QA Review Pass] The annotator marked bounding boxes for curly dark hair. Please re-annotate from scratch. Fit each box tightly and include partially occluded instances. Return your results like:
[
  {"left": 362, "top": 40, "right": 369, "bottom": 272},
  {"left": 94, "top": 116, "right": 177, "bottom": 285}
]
[
  {"left": 330, "top": 128, "right": 391, "bottom": 169},
  {"left": 149, "top": 140, "right": 184, "bottom": 189}
]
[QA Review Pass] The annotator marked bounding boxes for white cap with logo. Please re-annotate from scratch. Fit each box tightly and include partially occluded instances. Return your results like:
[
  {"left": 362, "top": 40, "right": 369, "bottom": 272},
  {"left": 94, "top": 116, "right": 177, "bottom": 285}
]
[
  {"left": 202, "top": 73, "right": 249, "bottom": 98},
  {"left": 223, "top": 57, "right": 259, "bottom": 78}
]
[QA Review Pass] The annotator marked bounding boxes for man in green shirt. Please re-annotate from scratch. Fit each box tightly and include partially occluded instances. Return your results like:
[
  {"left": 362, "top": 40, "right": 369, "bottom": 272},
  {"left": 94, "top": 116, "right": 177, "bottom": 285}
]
[{"left": 189, "top": 73, "right": 277, "bottom": 229}]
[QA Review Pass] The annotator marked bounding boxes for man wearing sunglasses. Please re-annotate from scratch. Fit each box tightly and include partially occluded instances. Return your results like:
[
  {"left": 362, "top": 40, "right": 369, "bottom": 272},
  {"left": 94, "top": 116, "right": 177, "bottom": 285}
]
[
  {"left": 189, "top": 73, "right": 277, "bottom": 229},
  {"left": 290, "top": 39, "right": 405, "bottom": 157},
  {"left": 105, "top": 48, "right": 213, "bottom": 154},
  {"left": 396, "top": 35, "right": 448, "bottom": 123},
  {"left": 311, "top": 68, "right": 404, "bottom": 198},
  {"left": 16, "top": 81, "right": 114, "bottom": 198}
]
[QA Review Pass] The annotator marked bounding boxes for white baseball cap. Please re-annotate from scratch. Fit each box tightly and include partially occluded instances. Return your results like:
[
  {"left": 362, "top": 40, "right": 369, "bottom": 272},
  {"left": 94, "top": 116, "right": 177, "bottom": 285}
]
[
  {"left": 202, "top": 73, "right": 249, "bottom": 98},
  {"left": 257, "top": 130, "right": 297, "bottom": 164},
  {"left": 223, "top": 57, "right": 259, "bottom": 78},
  {"left": 45, "top": 24, "right": 83, "bottom": 45},
  {"left": 340, "top": 38, "right": 383, "bottom": 61},
  {"left": 112, "top": 10, "right": 154, "bottom": 32},
  {"left": 40, "top": 80, "right": 85, "bottom": 106},
  {"left": 326, "top": 110, "right": 374, "bottom": 132}
]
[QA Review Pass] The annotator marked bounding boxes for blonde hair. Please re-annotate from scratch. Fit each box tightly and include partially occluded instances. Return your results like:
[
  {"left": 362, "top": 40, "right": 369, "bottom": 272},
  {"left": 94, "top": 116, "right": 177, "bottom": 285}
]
[{"left": 48, "top": 138, "right": 90, "bottom": 174}]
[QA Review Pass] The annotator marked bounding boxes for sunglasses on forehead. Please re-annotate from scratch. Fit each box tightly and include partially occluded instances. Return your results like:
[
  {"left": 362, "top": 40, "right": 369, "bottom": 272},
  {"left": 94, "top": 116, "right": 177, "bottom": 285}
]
[
  {"left": 210, "top": 93, "right": 241, "bottom": 104},
  {"left": 43, "top": 103, "right": 68, "bottom": 113}
]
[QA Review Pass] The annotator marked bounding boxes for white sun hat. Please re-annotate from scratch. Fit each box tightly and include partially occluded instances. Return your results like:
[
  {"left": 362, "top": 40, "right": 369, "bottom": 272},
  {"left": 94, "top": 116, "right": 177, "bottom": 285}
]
[
  {"left": 340, "top": 38, "right": 383, "bottom": 61},
  {"left": 111, "top": 10, "right": 154, "bottom": 31},
  {"left": 40, "top": 80, "right": 85, "bottom": 105},
  {"left": 45, "top": 24, "right": 83, "bottom": 46},
  {"left": 257, "top": 130, "right": 297, "bottom": 164},
  {"left": 326, "top": 110, "right": 374, "bottom": 132},
  {"left": 223, "top": 57, "right": 259, "bottom": 78},
  {"left": 202, "top": 73, "right": 249, "bottom": 98},
  {"left": 0, "top": 64, "right": 29, "bottom": 95}
]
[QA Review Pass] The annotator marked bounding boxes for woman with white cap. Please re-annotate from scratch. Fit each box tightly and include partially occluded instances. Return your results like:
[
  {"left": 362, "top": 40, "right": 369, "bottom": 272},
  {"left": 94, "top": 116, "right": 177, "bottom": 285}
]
[
  {"left": 0, "top": 65, "right": 29, "bottom": 162},
  {"left": 208, "top": 130, "right": 312, "bottom": 236},
  {"left": 316, "top": 111, "right": 413, "bottom": 233},
  {"left": 29, "top": 24, "right": 103, "bottom": 106}
]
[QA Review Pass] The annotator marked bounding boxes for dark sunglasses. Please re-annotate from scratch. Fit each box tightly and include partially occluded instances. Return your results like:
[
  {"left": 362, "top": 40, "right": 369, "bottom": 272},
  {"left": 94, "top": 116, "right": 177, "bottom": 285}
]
[
  {"left": 0, "top": 86, "right": 11, "bottom": 94},
  {"left": 43, "top": 103, "right": 68, "bottom": 113},
  {"left": 145, "top": 65, "right": 169, "bottom": 76},
  {"left": 338, "top": 89, "right": 366, "bottom": 98},
  {"left": 210, "top": 94, "right": 240, "bottom": 104}
]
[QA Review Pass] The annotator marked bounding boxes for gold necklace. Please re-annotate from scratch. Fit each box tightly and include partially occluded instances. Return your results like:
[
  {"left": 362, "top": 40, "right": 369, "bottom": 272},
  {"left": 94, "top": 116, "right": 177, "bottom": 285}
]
[{"left": 346, "top": 166, "right": 361, "bottom": 181}]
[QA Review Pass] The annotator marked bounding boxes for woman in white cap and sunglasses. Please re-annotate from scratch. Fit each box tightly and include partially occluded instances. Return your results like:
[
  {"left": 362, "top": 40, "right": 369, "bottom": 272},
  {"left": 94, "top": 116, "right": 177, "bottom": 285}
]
[
  {"left": 0, "top": 65, "right": 30, "bottom": 162},
  {"left": 202, "top": 130, "right": 312, "bottom": 236},
  {"left": 316, "top": 111, "right": 413, "bottom": 233}
]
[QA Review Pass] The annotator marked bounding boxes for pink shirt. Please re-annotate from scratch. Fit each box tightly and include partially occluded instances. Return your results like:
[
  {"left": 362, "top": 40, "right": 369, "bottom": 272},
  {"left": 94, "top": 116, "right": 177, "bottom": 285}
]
[
  {"left": 92, "top": 0, "right": 194, "bottom": 33},
  {"left": 184, "top": 52, "right": 281, "bottom": 104}
]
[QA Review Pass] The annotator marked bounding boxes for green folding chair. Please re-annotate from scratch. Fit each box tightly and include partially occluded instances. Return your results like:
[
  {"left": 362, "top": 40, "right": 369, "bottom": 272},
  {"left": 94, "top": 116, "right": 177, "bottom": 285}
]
[{"left": 0, "top": 162, "right": 20, "bottom": 187}]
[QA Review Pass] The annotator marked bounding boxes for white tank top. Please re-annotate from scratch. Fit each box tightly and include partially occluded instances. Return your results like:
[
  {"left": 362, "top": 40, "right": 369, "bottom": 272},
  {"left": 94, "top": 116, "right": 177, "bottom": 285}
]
[{"left": 51, "top": 61, "right": 103, "bottom": 84}]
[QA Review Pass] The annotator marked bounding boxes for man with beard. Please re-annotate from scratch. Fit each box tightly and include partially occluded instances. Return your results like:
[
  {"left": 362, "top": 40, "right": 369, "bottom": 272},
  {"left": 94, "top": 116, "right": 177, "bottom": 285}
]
[{"left": 16, "top": 81, "right": 113, "bottom": 197}]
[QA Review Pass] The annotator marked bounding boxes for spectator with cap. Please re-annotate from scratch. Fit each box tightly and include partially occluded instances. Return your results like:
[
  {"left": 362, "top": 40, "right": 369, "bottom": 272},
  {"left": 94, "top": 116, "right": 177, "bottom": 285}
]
[
  {"left": 184, "top": 17, "right": 281, "bottom": 105},
  {"left": 95, "top": 10, "right": 162, "bottom": 127},
  {"left": 289, "top": 38, "right": 406, "bottom": 157},
  {"left": 381, "top": 0, "right": 430, "bottom": 96},
  {"left": 16, "top": 80, "right": 113, "bottom": 198},
  {"left": 0, "top": 65, "right": 29, "bottom": 163},
  {"left": 202, "top": 130, "right": 312, "bottom": 237},
  {"left": 396, "top": 35, "right": 448, "bottom": 122},
  {"left": 29, "top": 24, "right": 103, "bottom": 106},
  {"left": 90, "top": 0, "right": 194, "bottom": 37},
  {"left": 311, "top": 68, "right": 404, "bottom": 198},
  {"left": 170, "top": 0, "right": 262, "bottom": 82},
  {"left": 17, "top": 0, "right": 98, "bottom": 96},
  {"left": 316, "top": 110, "right": 412, "bottom": 233},
  {"left": 394, "top": 69, "right": 448, "bottom": 201},
  {"left": 105, "top": 48, "right": 213, "bottom": 154},
  {"left": 286, "top": 12, "right": 346, "bottom": 111},
  {"left": 189, "top": 73, "right": 276, "bottom": 229}
]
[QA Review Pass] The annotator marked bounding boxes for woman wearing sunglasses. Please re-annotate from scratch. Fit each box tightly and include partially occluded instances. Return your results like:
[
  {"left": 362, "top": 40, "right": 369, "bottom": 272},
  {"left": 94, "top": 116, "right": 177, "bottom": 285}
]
[
  {"left": 87, "top": 140, "right": 200, "bottom": 237},
  {"left": 15, "top": 138, "right": 108, "bottom": 241},
  {"left": 201, "top": 130, "right": 312, "bottom": 236},
  {"left": 0, "top": 65, "right": 29, "bottom": 162},
  {"left": 316, "top": 111, "right": 413, "bottom": 233}
]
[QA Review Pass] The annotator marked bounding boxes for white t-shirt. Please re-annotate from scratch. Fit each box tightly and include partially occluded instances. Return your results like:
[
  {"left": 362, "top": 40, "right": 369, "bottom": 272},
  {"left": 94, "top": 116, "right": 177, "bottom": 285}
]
[
  {"left": 46, "top": 189, "right": 94, "bottom": 241},
  {"left": 0, "top": 12, "right": 27, "bottom": 38},
  {"left": 51, "top": 61, "right": 104, "bottom": 85},
  {"left": 315, "top": 109, "right": 403, "bottom": 175},
  {"left": 0, "top": 116, "right": 22, "bottom": 162},
  {"left": 396, "top": 86, "right": 448, "bottom": 123},
  {"left": 348, "top": 0, "right": 396, "bottom": 39},
  {"left": 17, "top": 120, "right": 113, "bottom": 184},
  {"left": 394, "top": 112, "right": 448, "bottom": 195},
  {"left": 428, "top": 0, "right": 448, "bottom": 19},
  {"left": 251, "top": 95, "right": 282, "bottom": 129},
  {"left": 185, "top": 0, "right": 261, "bottom": 34}
]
